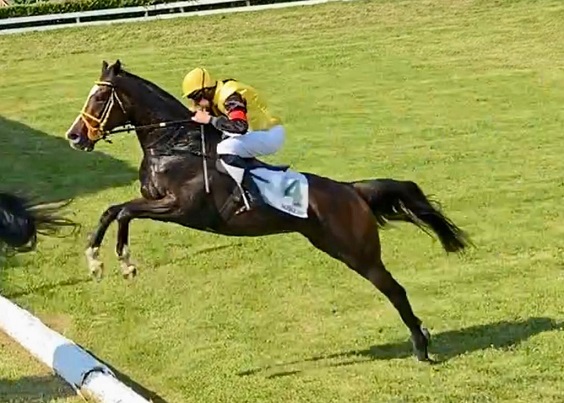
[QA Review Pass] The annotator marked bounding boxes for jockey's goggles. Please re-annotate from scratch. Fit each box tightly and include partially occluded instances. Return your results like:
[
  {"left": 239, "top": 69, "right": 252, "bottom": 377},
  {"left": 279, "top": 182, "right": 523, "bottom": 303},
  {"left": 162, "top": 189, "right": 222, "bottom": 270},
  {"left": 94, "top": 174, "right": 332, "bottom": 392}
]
[{"left": 188, "top": 89, "right": 205, "bottom": 101}]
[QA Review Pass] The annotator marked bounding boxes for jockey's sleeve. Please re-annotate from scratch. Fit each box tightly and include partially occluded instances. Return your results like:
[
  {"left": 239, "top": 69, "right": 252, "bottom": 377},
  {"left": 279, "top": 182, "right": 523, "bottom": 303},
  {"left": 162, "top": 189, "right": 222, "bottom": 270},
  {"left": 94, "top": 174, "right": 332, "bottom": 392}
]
[{"left": 210, "top": 92, "right": 249, "bottom": 134}]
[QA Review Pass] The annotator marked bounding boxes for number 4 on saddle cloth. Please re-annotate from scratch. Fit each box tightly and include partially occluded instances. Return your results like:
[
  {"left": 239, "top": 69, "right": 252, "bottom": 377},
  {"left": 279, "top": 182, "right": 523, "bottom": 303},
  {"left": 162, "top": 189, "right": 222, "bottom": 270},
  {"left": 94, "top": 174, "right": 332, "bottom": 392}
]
[{"left": 217, "top": 156, "right": 309, "bottom": 218}]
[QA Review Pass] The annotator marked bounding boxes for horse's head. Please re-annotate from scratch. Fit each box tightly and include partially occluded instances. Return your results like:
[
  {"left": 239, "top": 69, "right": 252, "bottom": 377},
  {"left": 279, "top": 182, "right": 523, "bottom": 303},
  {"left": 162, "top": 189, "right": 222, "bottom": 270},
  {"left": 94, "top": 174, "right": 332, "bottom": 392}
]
[
  {"left": 66, "top": 59, "right": 223, "bottom": 156},
  {"left": 65, "top": 60, "right": 131, "bottom": 152}
]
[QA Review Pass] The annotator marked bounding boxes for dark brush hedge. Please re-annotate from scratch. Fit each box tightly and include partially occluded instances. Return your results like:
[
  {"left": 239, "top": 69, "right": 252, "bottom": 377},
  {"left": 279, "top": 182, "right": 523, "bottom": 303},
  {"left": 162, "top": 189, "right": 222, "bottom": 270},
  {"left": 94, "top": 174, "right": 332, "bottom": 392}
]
[
  {"left": 1, "top": 0, "right": 294, "bottom": 19},
  {"left": 1, "top": 0, "right": 173, "bottom": 19}
]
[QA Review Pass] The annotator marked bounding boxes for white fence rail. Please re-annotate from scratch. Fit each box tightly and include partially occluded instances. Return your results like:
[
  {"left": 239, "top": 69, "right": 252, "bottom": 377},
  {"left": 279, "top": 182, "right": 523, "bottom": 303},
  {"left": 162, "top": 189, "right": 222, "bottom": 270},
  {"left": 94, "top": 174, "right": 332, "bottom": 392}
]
[
  {"left": 0, "top": 294, "right": 151, "bottom": 402},
  {"left": 0, "top": 0, "right": 348, "bottom": 34}
]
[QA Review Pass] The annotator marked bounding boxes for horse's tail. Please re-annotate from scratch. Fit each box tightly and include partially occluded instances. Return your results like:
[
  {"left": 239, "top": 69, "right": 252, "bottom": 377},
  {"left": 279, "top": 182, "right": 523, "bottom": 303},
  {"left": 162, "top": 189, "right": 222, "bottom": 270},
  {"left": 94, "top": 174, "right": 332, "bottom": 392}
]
[
  {"left": 0, "top": 192, "right": 78, "bottom": 255},
  {"left": 351, "top": 179, "right": 473, "bottom": 253}
]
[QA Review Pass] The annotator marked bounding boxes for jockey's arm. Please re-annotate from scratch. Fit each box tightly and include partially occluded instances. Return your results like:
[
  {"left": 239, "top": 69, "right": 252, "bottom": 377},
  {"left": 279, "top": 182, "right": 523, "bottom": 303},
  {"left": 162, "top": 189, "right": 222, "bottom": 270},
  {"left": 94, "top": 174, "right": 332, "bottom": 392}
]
[{"left": 210, "top": 92, "right": 249, "bottom": 134}]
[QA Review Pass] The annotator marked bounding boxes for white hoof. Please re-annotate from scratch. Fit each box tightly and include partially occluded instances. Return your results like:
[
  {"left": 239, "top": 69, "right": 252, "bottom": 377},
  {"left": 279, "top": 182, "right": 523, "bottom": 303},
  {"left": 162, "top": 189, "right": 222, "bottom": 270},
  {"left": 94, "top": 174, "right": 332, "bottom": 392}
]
[
  {"left": 117, "top": 246, "right": 138, "bottom": 279},
  {"left": 85, "top": 247, "right": 104, "bottom": 280}
]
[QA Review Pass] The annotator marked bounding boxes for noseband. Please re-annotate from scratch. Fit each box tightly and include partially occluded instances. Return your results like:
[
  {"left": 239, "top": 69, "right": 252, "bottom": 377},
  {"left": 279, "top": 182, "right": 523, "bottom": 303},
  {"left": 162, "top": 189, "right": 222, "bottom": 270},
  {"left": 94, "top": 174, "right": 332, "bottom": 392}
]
[{"left": 80, "top": 80, "right": 127, "bottom": 141}]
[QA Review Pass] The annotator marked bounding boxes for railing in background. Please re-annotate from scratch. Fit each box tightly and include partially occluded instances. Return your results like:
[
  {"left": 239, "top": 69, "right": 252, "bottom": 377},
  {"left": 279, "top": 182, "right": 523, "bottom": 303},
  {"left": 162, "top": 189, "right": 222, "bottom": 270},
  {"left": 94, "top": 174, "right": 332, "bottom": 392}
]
[{"left": 0, "top": 0, "right": 350, "bottom": 34}]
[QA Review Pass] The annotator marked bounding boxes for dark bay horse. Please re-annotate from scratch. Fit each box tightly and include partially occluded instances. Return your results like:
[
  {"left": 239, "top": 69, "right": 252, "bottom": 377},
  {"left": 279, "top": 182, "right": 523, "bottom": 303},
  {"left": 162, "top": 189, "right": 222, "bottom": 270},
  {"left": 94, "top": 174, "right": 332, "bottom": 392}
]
[
  {"left": 65, "top": 60, "right": 472, "bottom": 361},
  {"left": 0, "top": 192, "right": 76, "bottom": 258}
]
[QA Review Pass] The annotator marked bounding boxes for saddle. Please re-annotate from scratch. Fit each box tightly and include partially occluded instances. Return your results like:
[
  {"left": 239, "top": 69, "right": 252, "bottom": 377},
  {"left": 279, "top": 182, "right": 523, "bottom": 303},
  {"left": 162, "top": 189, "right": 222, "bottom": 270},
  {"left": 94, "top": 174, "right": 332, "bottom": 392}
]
[
  {"left": 215, "top": 156, "right": 290, "bottom": 214},
  {"left": 215, "top": 157, "right": 289, "bottom": 174}
]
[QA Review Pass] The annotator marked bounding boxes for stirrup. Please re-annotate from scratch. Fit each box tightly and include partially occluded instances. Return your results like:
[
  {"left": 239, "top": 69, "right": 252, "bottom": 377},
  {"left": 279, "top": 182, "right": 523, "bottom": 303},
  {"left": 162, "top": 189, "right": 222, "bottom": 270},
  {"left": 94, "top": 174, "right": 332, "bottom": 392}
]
[
  {"left": 235, "top": 205, "right": 251, "bottom": 215},
  {"left": 235, "top": 195, "right": 253, "bottom": 215},
  {"left": 238, "top": 185, "right": 251, "bottom": 211},
  {"left": 232, "top": 183, "right": 252, "bottom": 216}
]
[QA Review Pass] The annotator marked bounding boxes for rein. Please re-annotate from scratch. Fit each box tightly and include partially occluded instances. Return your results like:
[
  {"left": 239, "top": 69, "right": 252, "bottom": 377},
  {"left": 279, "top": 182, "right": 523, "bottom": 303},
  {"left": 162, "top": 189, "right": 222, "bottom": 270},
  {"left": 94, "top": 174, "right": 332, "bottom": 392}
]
[
  {"left": 105, "top": 119, "right": 194, "bottom": 135},
  {"left": 81, "top": 78, "right": 211, "bottom": 191},
  {"left": 81, "top": 80, "right": 193, "bottom": 141}
]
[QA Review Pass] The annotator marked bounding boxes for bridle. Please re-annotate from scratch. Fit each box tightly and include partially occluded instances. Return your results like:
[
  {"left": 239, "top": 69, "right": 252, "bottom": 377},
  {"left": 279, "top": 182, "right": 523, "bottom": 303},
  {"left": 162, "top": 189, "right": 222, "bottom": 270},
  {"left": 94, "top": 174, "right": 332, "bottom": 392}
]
[
  {"left": 79, "top": 80, "right": 195, "bottom": 141},
  {"left": 80, "top": 80, "right": 127, "bottom": 141},
  {"left": 78, "top": 78, "right": 211, "bottom": 193}
]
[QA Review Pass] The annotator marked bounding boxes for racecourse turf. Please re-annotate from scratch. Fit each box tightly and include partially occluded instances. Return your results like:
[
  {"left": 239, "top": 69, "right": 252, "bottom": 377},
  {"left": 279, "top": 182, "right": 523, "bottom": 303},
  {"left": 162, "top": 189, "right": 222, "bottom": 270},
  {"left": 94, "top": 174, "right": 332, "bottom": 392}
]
[
  {"left": 1, "top": 0, "right": 564, "bottom": 401},
  {"left": 0, "top": 331, "right": 80, "bottom": 402}
]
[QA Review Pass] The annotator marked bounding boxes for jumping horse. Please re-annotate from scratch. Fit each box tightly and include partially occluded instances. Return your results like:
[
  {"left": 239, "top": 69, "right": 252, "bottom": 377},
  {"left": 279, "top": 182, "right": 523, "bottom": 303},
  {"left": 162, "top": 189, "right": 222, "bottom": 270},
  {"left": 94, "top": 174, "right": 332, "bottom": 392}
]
[{"left": 65, "top": 60, "right": 473, "bottom": 361}]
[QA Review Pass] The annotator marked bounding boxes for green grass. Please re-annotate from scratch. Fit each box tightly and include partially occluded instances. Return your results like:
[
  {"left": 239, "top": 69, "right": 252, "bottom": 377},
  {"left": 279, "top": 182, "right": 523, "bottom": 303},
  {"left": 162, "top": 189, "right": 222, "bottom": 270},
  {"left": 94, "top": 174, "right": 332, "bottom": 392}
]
[
  {"left": 1, "top": 0, "right": 564, "bottom": 401},
  {"left": 0, "top": 333, "right": 80, "bottom": 403}
]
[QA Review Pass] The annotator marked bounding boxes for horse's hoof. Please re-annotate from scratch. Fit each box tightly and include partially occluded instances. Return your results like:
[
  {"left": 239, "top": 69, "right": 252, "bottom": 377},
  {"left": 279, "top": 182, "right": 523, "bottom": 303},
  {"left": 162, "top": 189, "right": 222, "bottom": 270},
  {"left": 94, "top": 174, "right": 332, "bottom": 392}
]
[
  {"left": 122, "top": 265, "right": 137, "bottom": 280},
  {"left": 87, "top": 260, "right": 104, "bottom": 280},
  {"left": 86, "top": 247, "right": 104, "bottom": 280},
  {"left": 411, "top": 326, "right": 431, "bottom": 362},
  {"left": 89, "top": 266, "right": 103, "bottom": 282},
  {"left": 413, "top": 345, "right": 430, "bottom": 362},
  {"left": 118, "top": 246, "right": 137, "bottom": 280}
]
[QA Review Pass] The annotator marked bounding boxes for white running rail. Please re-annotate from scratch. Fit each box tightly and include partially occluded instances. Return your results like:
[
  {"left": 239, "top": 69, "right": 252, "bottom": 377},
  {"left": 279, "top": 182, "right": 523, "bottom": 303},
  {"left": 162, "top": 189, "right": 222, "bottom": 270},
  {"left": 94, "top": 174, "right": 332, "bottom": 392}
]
[{"left": 0, "top": 294, "right": 150, "bottom": 402}]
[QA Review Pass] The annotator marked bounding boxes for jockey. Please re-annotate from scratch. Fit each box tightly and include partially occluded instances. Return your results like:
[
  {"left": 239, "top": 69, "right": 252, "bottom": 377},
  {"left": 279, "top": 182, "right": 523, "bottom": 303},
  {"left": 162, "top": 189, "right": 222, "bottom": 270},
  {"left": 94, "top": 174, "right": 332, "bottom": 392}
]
[{"left": 181, "top": 67, "right": 285, "bottom": 214}]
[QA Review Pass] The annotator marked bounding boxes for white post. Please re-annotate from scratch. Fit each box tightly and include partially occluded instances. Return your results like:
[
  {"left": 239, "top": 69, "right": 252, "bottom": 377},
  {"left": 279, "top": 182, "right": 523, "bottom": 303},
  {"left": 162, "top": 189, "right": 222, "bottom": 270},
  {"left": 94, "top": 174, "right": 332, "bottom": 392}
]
[{"left": 0, "top": 295, "right": 151, "bottom": 403}]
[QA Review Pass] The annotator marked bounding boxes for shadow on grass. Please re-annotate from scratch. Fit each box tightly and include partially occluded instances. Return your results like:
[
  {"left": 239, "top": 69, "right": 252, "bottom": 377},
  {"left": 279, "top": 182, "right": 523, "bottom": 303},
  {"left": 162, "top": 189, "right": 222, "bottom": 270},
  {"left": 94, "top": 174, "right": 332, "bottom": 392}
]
[
  {"left": 77, "top": 345, "right": 169, "bottom": 403},
  {"left": 0, "top": 115, "right": 137, "bottom": 269},
  {"left": 239, "top": 317, "right": 563, "bottom": 378},
  {"left": 0, "top": 115, "right": 137, "bottom": 201},
  {"left": 0, "top": 375, "right": 77, "bottom": 402},
  {"left": 2, "top": 276, "right": 92, "bottom": 299}
]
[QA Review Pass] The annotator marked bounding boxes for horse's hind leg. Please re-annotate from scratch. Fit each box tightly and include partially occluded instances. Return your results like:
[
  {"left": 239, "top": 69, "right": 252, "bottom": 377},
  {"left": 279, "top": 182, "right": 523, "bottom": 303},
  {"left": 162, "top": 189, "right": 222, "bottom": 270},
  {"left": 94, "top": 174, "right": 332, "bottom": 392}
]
[
  {"left": 360, "top": 259, "right": 431, "bottom": 361},
  {"left": 304, "top": 221, "right": 430, "bottom": 361}
]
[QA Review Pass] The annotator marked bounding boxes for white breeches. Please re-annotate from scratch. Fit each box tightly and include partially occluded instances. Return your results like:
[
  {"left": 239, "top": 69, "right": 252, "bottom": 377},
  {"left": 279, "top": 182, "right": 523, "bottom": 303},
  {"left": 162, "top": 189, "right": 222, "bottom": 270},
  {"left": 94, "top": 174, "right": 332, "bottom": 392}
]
[{"left": 216, "top": 125, "right": 285, "bottom": 158}]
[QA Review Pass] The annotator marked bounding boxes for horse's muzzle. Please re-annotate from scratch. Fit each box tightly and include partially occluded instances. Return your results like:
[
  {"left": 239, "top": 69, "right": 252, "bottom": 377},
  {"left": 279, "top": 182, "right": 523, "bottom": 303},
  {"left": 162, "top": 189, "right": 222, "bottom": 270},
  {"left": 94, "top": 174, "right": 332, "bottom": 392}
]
[{"left": 67, "top": 132, "right": 94, "bottom": 152}]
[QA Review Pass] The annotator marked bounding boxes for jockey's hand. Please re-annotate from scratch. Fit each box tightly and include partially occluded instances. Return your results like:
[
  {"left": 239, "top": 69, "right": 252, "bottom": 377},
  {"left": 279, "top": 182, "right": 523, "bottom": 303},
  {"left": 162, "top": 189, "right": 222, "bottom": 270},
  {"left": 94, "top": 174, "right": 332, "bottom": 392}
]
[{"left": 192, "top": 110, "right": 211, "bottom": 124}]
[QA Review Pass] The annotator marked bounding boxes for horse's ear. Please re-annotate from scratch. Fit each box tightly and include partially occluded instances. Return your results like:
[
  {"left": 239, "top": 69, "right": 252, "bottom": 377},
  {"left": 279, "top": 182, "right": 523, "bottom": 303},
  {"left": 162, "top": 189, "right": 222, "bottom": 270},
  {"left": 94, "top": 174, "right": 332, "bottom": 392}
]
[
  {"left": 113, "top": 59, "right": 122, "bottom": 74},
  {"left": 101, "top": 60, "right": 108, "bottom": 73}
]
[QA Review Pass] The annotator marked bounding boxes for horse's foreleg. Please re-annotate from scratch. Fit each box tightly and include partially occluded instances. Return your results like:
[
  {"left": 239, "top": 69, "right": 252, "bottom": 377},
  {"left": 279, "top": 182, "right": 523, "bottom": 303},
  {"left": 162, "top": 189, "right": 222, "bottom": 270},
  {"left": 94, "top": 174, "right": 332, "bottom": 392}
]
[
  {"left": 86, "top": 203, "right": 127, "bottom": 279},
  {"left": 116, "top": 217, "right": 135, "bottom": 279},
  {"left": 113, "top": 196, "right": 179, "bottom": 279}
]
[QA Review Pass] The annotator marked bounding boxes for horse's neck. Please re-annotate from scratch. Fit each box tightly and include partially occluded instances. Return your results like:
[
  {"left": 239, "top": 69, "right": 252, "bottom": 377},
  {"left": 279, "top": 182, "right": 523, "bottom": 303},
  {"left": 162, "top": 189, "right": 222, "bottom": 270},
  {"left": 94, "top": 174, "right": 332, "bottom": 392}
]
[
  {"left": 128, "top": 103, "right": 221, "bottom": 160},
  {"left": 118, "top": 76, "right": 222, "bottom": 157},
  {"left": 119, "top": 82, "right": 188, "bottom": 150}
]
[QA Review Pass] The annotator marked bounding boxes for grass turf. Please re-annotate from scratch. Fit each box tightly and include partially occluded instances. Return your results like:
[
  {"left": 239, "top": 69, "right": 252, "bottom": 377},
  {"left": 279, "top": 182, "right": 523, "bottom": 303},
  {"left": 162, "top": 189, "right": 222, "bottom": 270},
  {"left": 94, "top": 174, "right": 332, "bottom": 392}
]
[{"left": 1, "top": 0, "right": 564, "bottom": 401}]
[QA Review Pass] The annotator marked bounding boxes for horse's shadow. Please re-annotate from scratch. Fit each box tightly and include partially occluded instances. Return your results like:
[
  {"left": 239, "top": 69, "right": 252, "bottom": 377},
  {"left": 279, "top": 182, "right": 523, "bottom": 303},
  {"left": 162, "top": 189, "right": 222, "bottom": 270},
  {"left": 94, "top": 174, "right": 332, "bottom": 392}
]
[
  {"left": 0, "top": 115, "right": 137, "bottom": 202},
  {"left": 239, "top": 317, "right": 562, "bottom": 378},
  {"left": 1, "top": 276, "right": 92, "bottom": 299},
  {"left": 0, "top": 114, "right": 137, "bottom": 271}
]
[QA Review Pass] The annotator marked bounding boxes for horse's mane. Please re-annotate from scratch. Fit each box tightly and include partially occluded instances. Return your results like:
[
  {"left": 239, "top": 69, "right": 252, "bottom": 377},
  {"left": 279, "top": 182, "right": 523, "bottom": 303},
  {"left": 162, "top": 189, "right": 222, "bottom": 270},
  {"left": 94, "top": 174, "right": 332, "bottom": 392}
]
[
  {"left": 119, "top": 69, "right": 190, "bottom": 117},
  {"left": 114, "top": 66, "right": 223, "bottom": 154}
]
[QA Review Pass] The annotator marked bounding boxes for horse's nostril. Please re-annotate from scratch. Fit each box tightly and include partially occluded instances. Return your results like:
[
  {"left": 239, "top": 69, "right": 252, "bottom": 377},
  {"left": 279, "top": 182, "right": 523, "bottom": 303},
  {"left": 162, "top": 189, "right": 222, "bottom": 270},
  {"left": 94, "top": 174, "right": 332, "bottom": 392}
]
[{"left": 67, "top": 132, "right": 81, "bottom": 143}]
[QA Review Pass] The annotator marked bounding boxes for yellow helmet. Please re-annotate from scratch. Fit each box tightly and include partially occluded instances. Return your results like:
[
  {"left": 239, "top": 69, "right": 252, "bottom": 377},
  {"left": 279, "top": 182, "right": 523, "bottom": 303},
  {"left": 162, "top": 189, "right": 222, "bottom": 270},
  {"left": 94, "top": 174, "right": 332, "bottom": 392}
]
[{"left": 181, "top": 67, "right": 216, "bottom": 98}]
